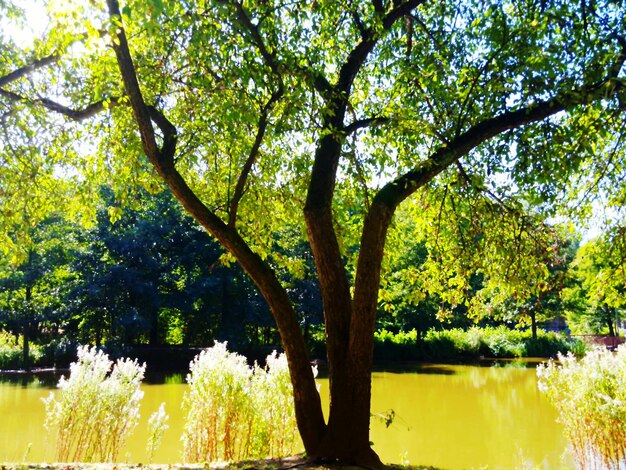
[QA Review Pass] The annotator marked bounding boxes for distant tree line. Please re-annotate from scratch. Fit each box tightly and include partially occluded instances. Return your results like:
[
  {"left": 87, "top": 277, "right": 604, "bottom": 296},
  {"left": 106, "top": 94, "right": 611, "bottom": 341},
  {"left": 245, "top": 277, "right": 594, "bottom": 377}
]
[{"left": 0, "top": 189, "right": 624, "bottom": 370}]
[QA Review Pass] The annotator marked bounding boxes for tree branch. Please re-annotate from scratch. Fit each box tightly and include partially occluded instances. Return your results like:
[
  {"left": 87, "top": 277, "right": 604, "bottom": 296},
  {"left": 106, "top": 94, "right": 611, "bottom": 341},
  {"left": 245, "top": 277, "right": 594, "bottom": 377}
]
[
  {"left": 106, "top": 1, "right": 325, "bottom": 446},
  {"left": 147, "top": 105, "right": 178, "bottom": 163},
  {"left": 227, "top": 0, "right": 280, "bottom": 75},
  {"left": 106, "top": 0, "right": 162, "bottom": 165},
  {"left": 228, "top": 88, "right": 284, "bottom": 228},
  {"left": 0, "top": 88, "right": 120, "bottom": 121},
  {"left": 344, "top": 116, "right": 390, "bottom": 134},
  {"left": 0, "top": 29, "right": 108, "bottom": 89},
  {"left": 350, "top": 9, "right": 368, "bottom": 39},
  {"left": 375, "top": 76, "right": 626, "bottom": 210},
  {"left": 337, "top": 0, "right": 425, "bottom": 95},
  {"left": 372, "top": 0, "right": 385, "bottom": 13},
  {"left": 0, "top": 54, "right": 60, "bottom": 88}
]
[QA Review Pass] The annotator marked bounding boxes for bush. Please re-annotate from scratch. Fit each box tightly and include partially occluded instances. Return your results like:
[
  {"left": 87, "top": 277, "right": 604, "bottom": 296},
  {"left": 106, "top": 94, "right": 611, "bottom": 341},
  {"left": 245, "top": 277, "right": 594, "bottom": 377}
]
[
  {"left": 0, "top": 344, "right": 22, "bottom": 369},
  {"left": 181, "top": 342, "right": 301, "bottom": 463},
  {"left": 42, "top": 346, "right": 146, "bottom": 462},
  {"left": 0, "top": 330, "right": 44, "bottom": 369},
  {"left": 537, "top": 346, "right": 626, "bottom": 469},
  {"left": 373, "top": 326, "right": 584, "bottom": 361}
]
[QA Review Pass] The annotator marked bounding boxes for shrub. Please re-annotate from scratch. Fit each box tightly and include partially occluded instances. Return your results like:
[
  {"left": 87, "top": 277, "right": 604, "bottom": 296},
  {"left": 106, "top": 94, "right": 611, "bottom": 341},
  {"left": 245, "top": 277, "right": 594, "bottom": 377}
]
[
  {"left": 42, "top": 346, "right": 145, "bottom": 462},
  {"left": 0, "top": 344, "right": 22, "bottom": 369},
  {"left": 250, "top": 351, "right": 300, "bottom": 457},
  {"left": 0, "top": 330, "right": 44, "bottom": 369},
  {"left": 480, "top": 326, "right": 526, "bottom": 358},
  {"left": 537, "top": 346, "right": 626, "bottom": 469},
  {"left": 181, "top": 342, "right": 301, "bottom": 463},
  {"left": 373, "top": 326, "right": 584, "bottom": 361}
]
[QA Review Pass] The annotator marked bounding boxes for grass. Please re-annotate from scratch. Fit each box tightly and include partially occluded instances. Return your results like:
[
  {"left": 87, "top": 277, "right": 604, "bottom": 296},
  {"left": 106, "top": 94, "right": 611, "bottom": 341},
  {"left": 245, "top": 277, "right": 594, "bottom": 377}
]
[
  {"left": 42, "top": 346, "right": 146, "bottom": 463},
  {"left": 538, "top": 346, "right": 626, "bottom": 469},
  {"left": 181, "top": 342, "right": 301, "bottom": 463}
]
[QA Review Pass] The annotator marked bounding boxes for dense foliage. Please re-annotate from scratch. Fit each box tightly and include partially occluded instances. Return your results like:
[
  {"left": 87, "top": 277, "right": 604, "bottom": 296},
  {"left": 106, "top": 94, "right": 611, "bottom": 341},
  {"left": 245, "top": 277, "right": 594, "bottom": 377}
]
[{"left": 372, "top": 325, "right": 586, "bottom": 361}]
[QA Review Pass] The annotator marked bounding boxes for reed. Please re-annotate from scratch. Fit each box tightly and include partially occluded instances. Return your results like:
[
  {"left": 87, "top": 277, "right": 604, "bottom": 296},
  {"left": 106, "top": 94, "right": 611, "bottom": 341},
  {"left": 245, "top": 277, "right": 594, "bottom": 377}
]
[
  {"left": 537, "top": 346, "right": 626, "bottom": 469},
  {"left": 42, "top": 346, "right": 145, "bottom": 462},
  {"left": 146, "top": 402, "right": 169, "bottom": 463},
  {"left": 181, "top": 342, "right": 301, "bottom": 463}
]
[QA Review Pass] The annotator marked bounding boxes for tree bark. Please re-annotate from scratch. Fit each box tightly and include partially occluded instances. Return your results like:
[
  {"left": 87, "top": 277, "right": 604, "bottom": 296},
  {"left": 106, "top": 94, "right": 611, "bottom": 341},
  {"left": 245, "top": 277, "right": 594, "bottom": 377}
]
[
  {"left": 530, "top": 310, "right": 537, "bottom": 341},
  {"left": 22, "top": 324, "right": 30, "bottom": 371}
]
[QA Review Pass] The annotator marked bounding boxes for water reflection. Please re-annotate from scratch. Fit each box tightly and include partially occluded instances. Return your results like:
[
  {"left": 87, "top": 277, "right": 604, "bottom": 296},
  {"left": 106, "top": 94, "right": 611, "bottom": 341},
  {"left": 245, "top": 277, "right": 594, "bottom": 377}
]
[
  {"left": 0, "top": 371, "right": 61, "bottom": 388},
  {"left": 0, "top": 363, "right": 572, "bottom": 469}
]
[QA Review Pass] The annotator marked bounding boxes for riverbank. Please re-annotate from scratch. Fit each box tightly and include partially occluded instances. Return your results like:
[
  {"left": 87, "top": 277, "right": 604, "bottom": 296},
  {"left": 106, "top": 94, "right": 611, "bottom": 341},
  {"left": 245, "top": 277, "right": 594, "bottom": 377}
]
[
  {"left": 1, "top": 326, "right": 589, "bottom": 373},
  {"left": 0, "top": 456, "right": 439, "bottom": 470}
]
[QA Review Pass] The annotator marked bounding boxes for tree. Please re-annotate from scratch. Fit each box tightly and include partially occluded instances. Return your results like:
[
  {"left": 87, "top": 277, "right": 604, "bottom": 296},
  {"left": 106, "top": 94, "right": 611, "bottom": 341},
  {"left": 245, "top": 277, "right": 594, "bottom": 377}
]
[
  {"left": 563, "top": 233, "right": 626, "bottom": 336},
  {"left": 1, "top": 0, "right": 625, "bottom": 465},
  {"left": 471, "top": 224, "right": 578, "bottom": 339},
  {"left": 0, "top": 216, "right": 79, "bottom": 368}
]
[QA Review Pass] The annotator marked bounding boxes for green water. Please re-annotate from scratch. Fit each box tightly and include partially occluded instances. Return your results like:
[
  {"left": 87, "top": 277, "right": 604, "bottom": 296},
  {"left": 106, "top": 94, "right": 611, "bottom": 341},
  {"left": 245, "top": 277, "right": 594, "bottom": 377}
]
[{"left": 0, "top": 363, "right": 572, "bottom": 469}]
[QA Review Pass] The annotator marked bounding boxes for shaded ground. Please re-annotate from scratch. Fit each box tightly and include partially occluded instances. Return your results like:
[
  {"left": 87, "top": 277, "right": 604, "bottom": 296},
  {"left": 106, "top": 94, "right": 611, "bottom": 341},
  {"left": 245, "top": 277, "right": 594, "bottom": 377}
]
[{"left": 1, "top": 456, "right": 441, "bottom": 470}]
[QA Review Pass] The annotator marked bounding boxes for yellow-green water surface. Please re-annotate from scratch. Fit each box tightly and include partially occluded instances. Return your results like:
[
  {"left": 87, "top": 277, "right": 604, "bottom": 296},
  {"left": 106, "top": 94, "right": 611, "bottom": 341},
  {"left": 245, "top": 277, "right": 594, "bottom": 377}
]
[{"left": 0, "top": 363, "right": 572, "bottom": 469}]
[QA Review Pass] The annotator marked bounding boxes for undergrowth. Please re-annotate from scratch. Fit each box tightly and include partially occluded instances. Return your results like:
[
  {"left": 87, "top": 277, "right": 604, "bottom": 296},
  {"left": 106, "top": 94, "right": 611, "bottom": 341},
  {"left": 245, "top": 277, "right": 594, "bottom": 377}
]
[{"left": 0, "top": 330, "right": 44, "bottom": 369}]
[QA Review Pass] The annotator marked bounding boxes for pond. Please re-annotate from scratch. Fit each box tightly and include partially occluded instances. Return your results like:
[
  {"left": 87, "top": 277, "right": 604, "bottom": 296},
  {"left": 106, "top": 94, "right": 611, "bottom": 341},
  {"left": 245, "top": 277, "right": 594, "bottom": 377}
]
[{"left": 0, "top": 362, "right": 572, "bottom": 469}]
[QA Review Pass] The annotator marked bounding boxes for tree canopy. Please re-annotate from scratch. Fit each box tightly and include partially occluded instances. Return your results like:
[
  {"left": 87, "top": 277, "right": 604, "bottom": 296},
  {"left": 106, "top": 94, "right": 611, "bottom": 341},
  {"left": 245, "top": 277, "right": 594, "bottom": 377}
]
[{"left": 1, "top": 0, "right": 625, "bottom": 465}]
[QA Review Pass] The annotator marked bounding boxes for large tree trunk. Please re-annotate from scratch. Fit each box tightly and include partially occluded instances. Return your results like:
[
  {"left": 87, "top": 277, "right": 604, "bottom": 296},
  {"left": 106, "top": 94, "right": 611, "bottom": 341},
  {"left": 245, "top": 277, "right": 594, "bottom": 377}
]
[{"left": 305, "top": 130, "right": 394, "bottom": 465}]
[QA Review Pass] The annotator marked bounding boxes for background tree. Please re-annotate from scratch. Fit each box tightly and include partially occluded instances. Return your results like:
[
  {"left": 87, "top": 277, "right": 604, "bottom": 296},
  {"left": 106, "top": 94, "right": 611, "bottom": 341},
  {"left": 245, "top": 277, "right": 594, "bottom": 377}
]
[
  {"left": 563, "top": 233, "right": 626, "bottom": 336},
  {"left": 1, "top": 0, "right": 625, "bottom": 465},
  {"left": 0, "top": 217, "right": 79, "bottom": 368}
]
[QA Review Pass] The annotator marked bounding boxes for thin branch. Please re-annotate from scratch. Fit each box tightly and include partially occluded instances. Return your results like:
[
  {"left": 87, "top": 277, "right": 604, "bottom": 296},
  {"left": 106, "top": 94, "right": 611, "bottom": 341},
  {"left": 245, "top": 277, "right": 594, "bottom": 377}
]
[
  {"left": 409, "top": 13, "right": 438, "bottom": 45},
  {"left": 374, "top": 75, "right": 626, "bottom": 210},
  {"left": 218, "top": 0, "right": 287, "bottom": 227},
  {"left": 405, "top": 16, "right": 413, "bottom": 61},
  {"left": 227, "top": 0, "right": 280, "bottom": 75},
  {"left": 344, "top": 116, "right": 390, "bottom": 134},
  {"left": 350, "top": 9, "right": 368, "bottom": 39},
  {"left": 0, "top": 88, "right": 120, "bottom": 121},
  {"left": 337, "top": 0, "right": 425, "bottom": 95},
  {"left": 411, "top": 78, "right": 449, "bottom": 142},
  {"left": 0, "top": 28, "right": 109, "bottom": 88},
  {"left": 228, "top": 88, "right": 284, "bottom": 228},
  {"left": 455, "top": 44, "right": 507, "bottom": 136}
]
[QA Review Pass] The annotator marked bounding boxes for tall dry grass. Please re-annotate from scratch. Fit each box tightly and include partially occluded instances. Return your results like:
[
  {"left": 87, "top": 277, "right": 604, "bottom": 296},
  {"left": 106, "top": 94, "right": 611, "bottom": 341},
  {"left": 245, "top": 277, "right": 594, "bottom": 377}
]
[
  {"left": 537, "top": 346, "right": 626, "bottom": 469},
  {"left": 181, "top": 342, "right": 302, "bottom": 463},
  {"left": 42, "top": 346, "right": 145, "bottom": 462}
]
